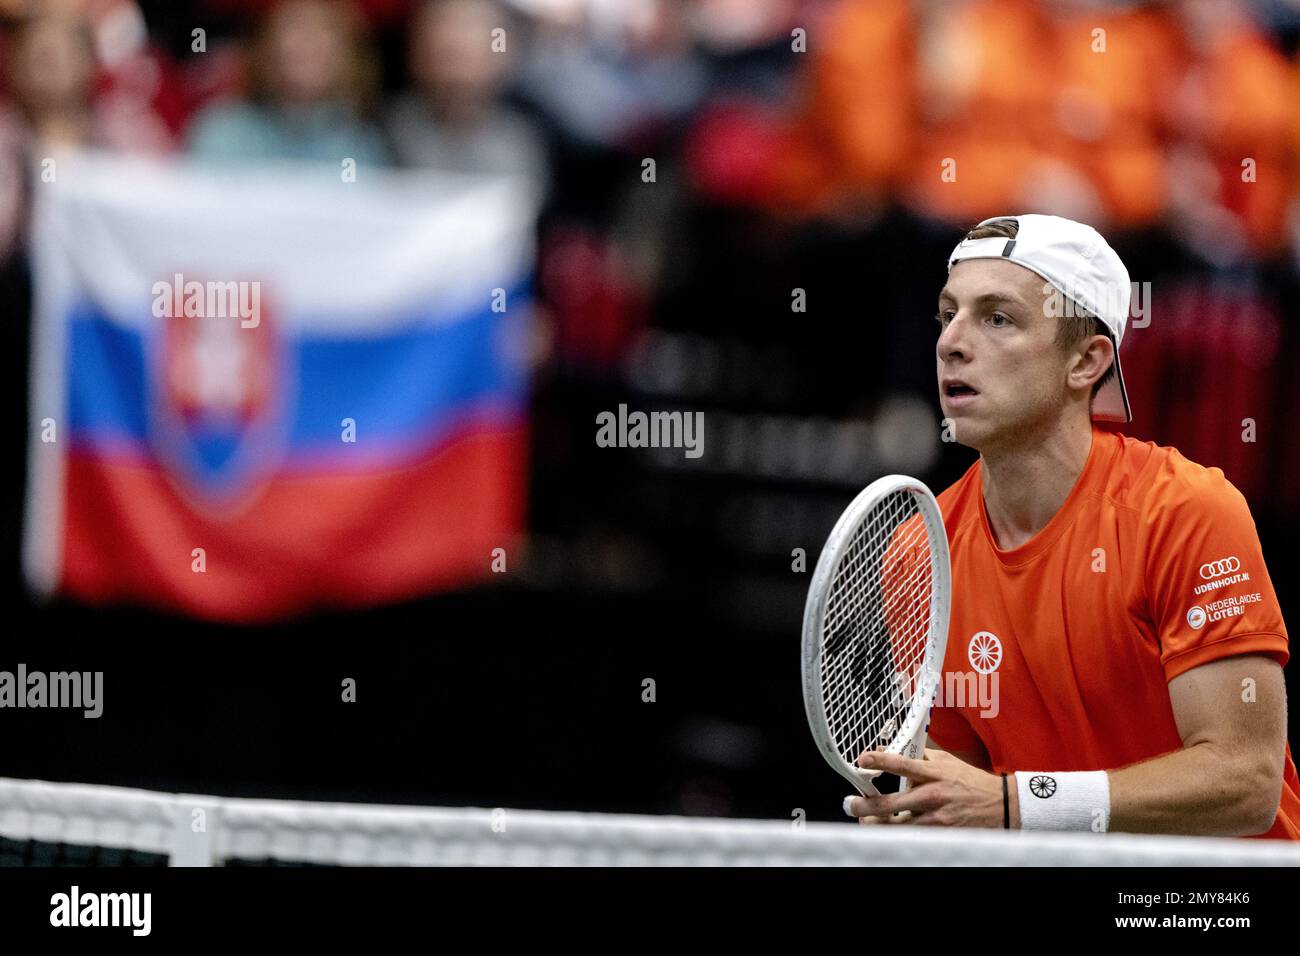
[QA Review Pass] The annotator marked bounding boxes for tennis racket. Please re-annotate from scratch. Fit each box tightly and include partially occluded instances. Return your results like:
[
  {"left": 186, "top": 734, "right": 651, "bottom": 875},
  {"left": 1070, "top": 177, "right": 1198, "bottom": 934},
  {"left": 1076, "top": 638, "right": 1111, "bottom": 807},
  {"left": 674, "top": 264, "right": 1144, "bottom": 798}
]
[{"left": 802, "top": 475, "right": 952, "bottom": 799}]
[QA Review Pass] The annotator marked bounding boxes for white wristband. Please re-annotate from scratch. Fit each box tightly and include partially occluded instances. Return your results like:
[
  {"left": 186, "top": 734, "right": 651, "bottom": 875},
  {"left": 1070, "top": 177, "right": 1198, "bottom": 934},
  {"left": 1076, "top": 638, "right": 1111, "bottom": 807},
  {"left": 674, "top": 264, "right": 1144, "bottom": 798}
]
[{"left": 1015, "top": 771, "right": 1110, "bottom": 832}]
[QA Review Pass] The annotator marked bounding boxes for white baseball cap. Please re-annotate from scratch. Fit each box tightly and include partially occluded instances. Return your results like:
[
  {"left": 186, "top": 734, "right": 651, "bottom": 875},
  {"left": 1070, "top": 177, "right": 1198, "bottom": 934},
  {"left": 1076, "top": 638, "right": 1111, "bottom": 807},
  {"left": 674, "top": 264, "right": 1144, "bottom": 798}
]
[{"left": 947, "top": 213, "right": 1132, "bottom": 423}]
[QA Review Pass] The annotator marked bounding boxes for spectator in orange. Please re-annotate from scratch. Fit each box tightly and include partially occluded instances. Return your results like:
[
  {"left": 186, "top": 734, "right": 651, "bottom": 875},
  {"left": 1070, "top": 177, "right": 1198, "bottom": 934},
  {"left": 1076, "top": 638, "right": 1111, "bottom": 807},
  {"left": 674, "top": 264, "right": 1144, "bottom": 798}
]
[
  {"left": 1163, "top": 0, "right": 1295, "bottom": 259},
  {"left": 762, "top": 0, "right": 917, "bottom": 219},
  {"left": 905, "top": 0, "right": 1179, "bottom": 232}
]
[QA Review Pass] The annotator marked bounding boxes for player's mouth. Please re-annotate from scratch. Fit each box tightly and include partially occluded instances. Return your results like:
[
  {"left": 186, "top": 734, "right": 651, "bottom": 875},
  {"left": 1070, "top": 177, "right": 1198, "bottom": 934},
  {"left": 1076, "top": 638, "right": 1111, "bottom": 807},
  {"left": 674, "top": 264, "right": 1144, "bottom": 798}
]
[{"left": 942, "top": 378, "right": 980, "bottom": 407}]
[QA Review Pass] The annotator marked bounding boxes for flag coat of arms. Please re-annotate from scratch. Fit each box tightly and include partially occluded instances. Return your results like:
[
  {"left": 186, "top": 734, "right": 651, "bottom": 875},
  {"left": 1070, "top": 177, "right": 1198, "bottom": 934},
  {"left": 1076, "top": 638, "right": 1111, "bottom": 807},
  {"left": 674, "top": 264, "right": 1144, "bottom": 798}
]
[{"left": 25, "top": 152, "right": 536, "bottom": 622}]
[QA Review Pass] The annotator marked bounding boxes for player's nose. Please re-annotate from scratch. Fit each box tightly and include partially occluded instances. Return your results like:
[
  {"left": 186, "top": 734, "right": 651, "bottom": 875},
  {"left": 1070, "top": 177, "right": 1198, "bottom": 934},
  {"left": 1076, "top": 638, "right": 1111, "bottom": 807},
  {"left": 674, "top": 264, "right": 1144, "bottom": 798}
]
[{"left": 936, "top": 311, "right": 971, "bottom": 362}]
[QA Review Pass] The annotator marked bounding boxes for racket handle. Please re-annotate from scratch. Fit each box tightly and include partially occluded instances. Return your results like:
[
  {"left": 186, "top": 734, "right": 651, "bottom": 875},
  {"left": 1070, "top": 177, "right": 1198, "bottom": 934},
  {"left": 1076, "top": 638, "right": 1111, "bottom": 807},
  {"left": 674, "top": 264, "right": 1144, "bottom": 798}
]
[
  {"left": 898, "top": 720, "right": 930, "bottom": 796},
  {"left": 855, "top": 772, "right": 882, "bottom": 798}
]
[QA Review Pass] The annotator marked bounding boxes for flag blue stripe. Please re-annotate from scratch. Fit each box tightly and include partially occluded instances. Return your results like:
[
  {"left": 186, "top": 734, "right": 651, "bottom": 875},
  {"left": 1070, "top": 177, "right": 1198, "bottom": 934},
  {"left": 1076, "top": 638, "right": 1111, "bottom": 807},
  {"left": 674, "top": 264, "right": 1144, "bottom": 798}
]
[{"left": 65, "top": 290, "right": 531, "bottom": 460}]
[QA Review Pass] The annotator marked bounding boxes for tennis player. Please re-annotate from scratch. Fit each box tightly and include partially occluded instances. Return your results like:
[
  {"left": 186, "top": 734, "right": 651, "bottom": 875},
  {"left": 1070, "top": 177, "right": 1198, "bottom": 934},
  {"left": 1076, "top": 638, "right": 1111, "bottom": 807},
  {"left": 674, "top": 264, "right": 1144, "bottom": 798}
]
[{"left": 844, "top": 214, "right": 1299, "bottom": 837}]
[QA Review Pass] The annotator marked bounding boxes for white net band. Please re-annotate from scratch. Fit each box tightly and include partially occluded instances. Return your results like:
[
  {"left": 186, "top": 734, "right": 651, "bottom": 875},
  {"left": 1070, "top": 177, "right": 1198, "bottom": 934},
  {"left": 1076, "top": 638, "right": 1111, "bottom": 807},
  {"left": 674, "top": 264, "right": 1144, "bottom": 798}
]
[{"left": 2, "top": 777, "right": 1298, "bottom": 867}]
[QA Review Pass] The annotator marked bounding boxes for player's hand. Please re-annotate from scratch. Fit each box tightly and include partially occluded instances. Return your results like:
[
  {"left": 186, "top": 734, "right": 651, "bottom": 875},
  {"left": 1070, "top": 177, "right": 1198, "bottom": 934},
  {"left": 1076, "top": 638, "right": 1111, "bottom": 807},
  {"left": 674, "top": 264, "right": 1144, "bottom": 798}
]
[
  {"left": 853, "top": 809, "right": 914, "bottom": 825},
  {"left": 842, "top": 748, "right": 1014, "bottom": 828}
]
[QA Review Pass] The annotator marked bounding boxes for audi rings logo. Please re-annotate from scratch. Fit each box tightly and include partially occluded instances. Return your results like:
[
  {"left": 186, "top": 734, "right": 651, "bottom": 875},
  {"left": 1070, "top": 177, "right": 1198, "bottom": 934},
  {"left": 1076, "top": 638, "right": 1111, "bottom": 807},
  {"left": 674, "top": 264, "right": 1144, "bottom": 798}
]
[{"left": 1199, "top": 556, "right": 1240, "bottom": 579}]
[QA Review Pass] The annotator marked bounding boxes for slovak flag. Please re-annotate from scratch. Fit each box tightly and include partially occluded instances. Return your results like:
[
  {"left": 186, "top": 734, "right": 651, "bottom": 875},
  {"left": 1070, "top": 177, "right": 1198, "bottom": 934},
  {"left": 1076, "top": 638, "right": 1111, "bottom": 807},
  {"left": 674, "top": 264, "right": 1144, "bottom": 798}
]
[{"left": 24, "top": 152, "right": 536, "bottom": 622}]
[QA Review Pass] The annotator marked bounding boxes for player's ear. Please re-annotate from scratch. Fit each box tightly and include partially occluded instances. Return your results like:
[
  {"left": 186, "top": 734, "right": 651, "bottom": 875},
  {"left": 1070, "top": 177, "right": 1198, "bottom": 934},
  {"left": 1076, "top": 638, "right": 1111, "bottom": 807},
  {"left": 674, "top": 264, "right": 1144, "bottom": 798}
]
[{"left": 1070, "top": 334, "right": 1113, "bottom": 390}]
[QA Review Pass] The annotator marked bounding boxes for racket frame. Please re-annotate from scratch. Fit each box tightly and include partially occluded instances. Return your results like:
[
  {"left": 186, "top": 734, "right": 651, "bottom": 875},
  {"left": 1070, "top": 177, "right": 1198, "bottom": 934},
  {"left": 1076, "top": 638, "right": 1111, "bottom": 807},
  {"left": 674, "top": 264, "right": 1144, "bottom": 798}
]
[{"left": 801, "top": 474, "right": 952, "bottom": 797}]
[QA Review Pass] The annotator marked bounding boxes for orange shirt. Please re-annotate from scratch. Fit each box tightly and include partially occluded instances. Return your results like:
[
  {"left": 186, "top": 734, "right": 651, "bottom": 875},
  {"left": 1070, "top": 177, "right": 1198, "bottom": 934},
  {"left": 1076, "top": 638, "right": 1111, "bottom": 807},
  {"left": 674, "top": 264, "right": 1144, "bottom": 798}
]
[{"left": 929, "top": 427, "right": 1299, "bottom": 839}]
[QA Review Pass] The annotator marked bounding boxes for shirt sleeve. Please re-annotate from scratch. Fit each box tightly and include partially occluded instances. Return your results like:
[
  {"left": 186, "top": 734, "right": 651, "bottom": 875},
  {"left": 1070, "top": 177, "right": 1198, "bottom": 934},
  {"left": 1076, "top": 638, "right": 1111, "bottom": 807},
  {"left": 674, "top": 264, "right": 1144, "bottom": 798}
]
[{"left": 1143, "top": 467, "right": 1289, "bottom": 682}]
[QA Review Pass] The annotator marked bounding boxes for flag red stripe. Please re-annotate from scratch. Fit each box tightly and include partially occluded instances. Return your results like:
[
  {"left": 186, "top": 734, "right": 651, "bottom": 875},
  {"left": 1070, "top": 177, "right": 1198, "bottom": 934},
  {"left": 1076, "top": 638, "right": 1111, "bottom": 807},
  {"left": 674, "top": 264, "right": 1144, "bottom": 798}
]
[{"left": 60, "top": 425, "right": 529, "bottom": 622}]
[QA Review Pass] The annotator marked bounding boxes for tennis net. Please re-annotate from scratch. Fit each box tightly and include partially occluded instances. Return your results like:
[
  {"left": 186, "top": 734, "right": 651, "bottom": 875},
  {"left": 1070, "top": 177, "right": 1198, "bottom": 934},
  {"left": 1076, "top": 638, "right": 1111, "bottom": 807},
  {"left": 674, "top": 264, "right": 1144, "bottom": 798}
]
[{"left": 2, "top": 777, "right": 1297, "bottom": 866}]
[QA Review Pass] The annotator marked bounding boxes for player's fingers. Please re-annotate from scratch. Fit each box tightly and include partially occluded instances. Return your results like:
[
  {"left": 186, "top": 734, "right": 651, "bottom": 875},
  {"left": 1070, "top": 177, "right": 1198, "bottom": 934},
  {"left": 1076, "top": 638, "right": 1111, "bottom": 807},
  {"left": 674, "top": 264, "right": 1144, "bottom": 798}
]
[
  {"left": 845, "top": 795, "right": 894, "bottom": 818},
  {"left": 844, "top": 795, "right": 870, "bottom": 817},
  {"left": 911, "top": 809, "right": 959, "bottom": 827},
  {"left": 855, "top": 749, "right": 940, "bottom": 784},
  {"left": 845, "top": 785, "right": 943, "bottom": 819},
  {"left": 858, "top": 810, "right": 914, "bottom": 825},
  {"left": 922, "top": 747, "right": 965, "bottom": 767}
]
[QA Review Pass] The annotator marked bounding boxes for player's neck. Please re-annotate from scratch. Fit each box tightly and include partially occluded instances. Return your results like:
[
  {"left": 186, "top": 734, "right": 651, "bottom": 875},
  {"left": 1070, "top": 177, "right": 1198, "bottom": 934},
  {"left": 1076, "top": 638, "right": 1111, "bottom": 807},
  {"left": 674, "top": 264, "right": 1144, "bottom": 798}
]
[{"left": 979, "top": 421, "right": 1094, "bottom": 551}]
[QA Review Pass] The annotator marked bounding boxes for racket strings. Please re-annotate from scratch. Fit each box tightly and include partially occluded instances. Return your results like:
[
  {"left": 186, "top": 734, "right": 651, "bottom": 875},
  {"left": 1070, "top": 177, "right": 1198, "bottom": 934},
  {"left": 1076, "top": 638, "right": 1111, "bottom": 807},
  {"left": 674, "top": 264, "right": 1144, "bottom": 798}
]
[
  {"left": 825, "top": 542, "right": 930, "bottom": 757},
  {"left": 828, "top": 558, "right": 931, "bottom": 757},
  {"left": 820, "top": 491, "right": 936, "bottom": 764}
]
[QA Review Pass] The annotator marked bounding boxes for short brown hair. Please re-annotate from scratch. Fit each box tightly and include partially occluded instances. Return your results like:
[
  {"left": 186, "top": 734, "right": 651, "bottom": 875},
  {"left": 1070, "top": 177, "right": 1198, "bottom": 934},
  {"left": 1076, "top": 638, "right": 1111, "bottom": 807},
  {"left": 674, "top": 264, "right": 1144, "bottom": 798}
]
[{"left": 960, "top": 218, "right": 1117, "bottom": 398}]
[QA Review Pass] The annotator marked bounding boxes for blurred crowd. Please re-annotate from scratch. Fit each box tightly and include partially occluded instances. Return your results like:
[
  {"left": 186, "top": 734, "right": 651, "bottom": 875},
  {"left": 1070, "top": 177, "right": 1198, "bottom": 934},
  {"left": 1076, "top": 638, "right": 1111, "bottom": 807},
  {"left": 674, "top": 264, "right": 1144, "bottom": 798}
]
[
  {"left": 4, "top": 0, "right": 1300, "bottom": 502},
  {"left": 1, "top": 0, "right": 1299, "bottom": 252}
]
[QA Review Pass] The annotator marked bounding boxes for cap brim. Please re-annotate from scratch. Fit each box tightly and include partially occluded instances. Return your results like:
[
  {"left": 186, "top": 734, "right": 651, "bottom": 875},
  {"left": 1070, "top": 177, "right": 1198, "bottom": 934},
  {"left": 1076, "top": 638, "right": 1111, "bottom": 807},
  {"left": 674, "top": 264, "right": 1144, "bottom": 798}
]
[{"left": 1091, "top": 339, "right": 1131, "bottom": 423}]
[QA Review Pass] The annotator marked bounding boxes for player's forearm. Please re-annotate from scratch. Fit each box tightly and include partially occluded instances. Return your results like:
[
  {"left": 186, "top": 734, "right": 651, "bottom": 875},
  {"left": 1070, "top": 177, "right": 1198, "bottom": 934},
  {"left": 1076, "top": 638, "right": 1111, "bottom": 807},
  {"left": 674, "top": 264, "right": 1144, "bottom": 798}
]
[{"left": 1106, "top": 741, "right": 1281, "bottom": 837}]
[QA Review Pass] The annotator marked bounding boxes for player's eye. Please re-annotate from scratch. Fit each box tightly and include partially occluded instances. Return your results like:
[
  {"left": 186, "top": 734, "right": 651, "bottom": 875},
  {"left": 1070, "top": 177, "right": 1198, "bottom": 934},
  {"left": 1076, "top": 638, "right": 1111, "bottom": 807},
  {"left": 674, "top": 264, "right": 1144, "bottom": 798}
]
[
  {"left": 935, "top": 311, "right": 954, "bottom": 327},
  {"left": 988, "top": 312, "right": 1010, "bottom": 327}
]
